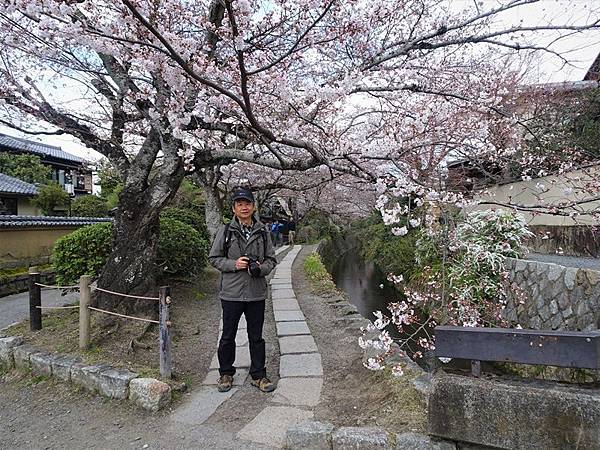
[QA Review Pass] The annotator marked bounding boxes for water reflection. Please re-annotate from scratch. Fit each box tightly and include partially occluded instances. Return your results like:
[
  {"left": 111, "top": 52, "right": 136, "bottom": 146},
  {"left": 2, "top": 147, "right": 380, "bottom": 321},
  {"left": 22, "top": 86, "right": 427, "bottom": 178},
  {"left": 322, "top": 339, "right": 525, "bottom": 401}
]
[{"left": 329, "top": 250, "right": 402, "bottom": 328}]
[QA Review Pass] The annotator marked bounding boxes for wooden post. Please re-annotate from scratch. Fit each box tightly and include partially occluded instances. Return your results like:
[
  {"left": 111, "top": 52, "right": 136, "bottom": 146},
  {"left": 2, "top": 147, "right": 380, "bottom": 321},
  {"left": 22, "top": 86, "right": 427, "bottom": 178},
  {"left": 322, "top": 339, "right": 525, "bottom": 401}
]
[
  {"left": 28, "top": 268, "right": 41, "bottom": 331},
  {"left": 79, "top": 275, "right": 91, "bottom": 349},
  {"left": 471, "top": 360, "right": 482, "bottom": 377},
  {"left": 159, "top": 286, "right": 172, "bottom": 379}
]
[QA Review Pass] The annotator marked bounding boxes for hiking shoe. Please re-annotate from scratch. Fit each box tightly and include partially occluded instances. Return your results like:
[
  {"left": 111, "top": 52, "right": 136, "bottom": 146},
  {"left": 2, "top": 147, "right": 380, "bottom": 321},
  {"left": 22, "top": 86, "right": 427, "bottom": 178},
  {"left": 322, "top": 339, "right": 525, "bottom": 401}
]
[
  {"left": 217, "top": 375, "right": 233, "bottom": 392},
  {"left": 250, "top": 377, "right": 276, "bottom": 393}
]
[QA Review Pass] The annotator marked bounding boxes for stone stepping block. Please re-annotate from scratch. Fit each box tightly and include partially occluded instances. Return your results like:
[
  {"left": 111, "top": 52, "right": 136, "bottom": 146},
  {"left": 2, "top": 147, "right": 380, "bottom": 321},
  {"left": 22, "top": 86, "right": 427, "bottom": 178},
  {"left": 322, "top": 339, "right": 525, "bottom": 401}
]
[
  {"left": 129, "top": 378, "right": 171, "bottom": 412},
  {"left": 287, "top": 421, "right": 334, "bottom": 449},
  {"left": 0, "top": 336, "right": 23, "bottom": 368},
  {"left": 277, "top": 321, "right": 311, "bottom": 336},
  {"left": 274, "top": 310, "right": 305, "bottom": 322},
  {"left": 275, "top": 271, "right": 292, "bottom": 278},
  {"left": 13, "top": 345, "right": 40, "bottom": 371},
  {"left": 273, "top": 289, "right": 296, "bottom": 299},
  {"left": 71, "top": 363, "right": 138, "bottom": 399},
  {"left": 209, "top": 346, "right": 251, "bottom": 369},
  {"left": 235, "top": 328, "right": 248, "bottom": 347},
  {"left": 273, "top": 299, "right": 301, "bottom": 311},
  {"left": 237, "top": 406, "right": 314, "bottom": 448},
  {"left": 332, "top": 427, "right": 390, "bottom": 449},
  {"left": 271, "top": 283, "right": 294, "bottom": 291},
  {"left": 219, "top": 316, "right": 247, "bottom": 330},
  {"left": 30, "top": 352, "right": 58, "bottom": 377},
  {"left": 280, "top": 353, "right": 323, "bottom": 378},
  {"left": 202, "top": 368, "right": 249, "bottom": 386},
  {"left": 273, "top": 377, "right": 323, "bottom": 407},
  {"left": 270, "top": 278, "right": 292, "bottom": 285},
  {"left": 279, "top": 335, "right": 318, "bottom": 354},
  {"left": 171, "top": 386, "right": 238, "bottom": 425}
]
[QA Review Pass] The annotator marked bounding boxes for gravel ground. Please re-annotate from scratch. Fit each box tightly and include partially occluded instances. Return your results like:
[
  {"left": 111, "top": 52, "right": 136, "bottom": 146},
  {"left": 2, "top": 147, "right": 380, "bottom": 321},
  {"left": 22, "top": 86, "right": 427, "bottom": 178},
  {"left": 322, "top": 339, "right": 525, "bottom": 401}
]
[{"left": 525, "top": 253, "right": 600, "bottom": 271}]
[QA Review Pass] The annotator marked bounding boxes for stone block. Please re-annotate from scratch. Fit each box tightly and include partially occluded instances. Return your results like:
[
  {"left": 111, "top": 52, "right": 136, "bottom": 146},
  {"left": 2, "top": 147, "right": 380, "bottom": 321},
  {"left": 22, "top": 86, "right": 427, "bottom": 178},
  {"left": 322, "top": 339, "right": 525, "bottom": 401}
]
[
  {"left": 549, "top": 299, "right": 559, "bottom": 315},
  {"left": 276, "top": 321, "right": 311, "bottom": 336},
  {"left": 0, "top": 336, "right": 23, "bottom": 369},
  {"left": 332, "top": 427, "right": 391, "bottom": 449},
  {"left": 546, "top": 264, "right": 563, "bottom": 282},
  {"left": 280, "top": 353, "right": 323, "bottom": 378},
  {"left": 51, "top": 356, "right": 81, "bottom": 382},
  {"left": 129, "top": 378, "right": 171, "bottom": 412},
  {"left": 550, "top": 313, "right": 564, "bottom": 330},
  {"left": 271, "top": 283, "right": 294, "bottom": 290},
  {"left": 564, "top": 268, "right": 578, "bottom": 290},
  {"left": 171, "top": 386, "right": 238, "bottom": 425},
  {"left": 71, "top": 363, "right": 110, "bottom": 393},
  {"left": 210, "top": 346, "right": 250, "bottom": 369},
  {"left": 29, "top": 352, "right": 56, "bottom": 377},
  {"left": 286, "top": 421, "right": 334, "bottom": 449},
  {"left": 429, "top": 373, "right": 600, "bottom": 450},
  {"left": 274, "top": 310, "right": 306, "bottom": 322},
  {"left": 279, "top": 335, "right": 318, "bottom": 354},
  {"left": 236, "top": 328, "right": 248, "bottom": 346},
  {"left": 237, "top": 406, "right": 313, "bottom": 448},
  {"left": 272, "top": 289, "right": 296, "bottom": 299},
  {"left": 395, "top": 432, "right": 433, "bottom": 449},
  {"left": 273, "top": 377, "right": 323, "bottom": 406},
  {"left": 514, "top": 259, "right": 527, "bottom": 272},
  {"left": 13, "top": 345, "right": 38, "bottom": 371},
  {"left": 273, "top": 299, "right": 301, "bottom": 311},
  {"left": 96, "top": 367, "right": 138, "bottom": 399},
  {"left": 539, "top": 305, "right": 551, "bottom": 322}
]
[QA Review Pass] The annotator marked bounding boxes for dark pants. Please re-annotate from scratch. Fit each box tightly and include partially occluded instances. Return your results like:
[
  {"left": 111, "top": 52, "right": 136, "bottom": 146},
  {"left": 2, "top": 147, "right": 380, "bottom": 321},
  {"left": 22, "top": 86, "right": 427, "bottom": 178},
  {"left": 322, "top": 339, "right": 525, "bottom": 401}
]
[{"left": 218, "top": 300, "right": 266, "bottom": 380}]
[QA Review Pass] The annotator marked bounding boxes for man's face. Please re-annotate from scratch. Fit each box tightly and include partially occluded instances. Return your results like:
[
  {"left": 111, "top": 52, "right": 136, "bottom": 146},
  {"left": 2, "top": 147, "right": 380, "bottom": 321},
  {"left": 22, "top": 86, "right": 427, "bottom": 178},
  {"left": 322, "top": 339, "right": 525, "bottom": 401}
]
[{"left": 233, "top": 199, "right": 255, "bottom": 222}]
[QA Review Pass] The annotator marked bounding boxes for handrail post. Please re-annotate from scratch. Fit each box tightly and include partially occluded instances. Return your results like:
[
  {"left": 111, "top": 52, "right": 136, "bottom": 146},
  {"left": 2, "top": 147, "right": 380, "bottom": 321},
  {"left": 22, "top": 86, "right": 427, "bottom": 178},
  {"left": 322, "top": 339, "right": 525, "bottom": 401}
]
[
  {"left": 159, "top": 286, "right": 172, "bottom": 379},
  {"left": 28, "top": 267, "right": 41, "bottom": 331},
  {"left": 79, "top": 275, "right": 91, "bottom": 349}
]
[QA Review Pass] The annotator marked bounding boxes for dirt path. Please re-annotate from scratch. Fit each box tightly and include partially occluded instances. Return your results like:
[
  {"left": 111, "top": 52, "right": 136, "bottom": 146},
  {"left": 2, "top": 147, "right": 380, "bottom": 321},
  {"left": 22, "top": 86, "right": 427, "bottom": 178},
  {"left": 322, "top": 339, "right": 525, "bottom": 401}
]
[{"left": 0, "top": 245, "right": 425, "bottom": 449}]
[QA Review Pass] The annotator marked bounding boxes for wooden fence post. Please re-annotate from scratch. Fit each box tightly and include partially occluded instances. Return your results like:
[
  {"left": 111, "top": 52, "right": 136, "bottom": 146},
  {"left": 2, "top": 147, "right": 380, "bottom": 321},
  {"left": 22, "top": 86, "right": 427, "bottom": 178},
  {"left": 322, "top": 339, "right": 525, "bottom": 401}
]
[
  {"left": 159, "top": 286, "right": 172, "bottom": 379},
  {"left": 28, "top": 268, "right": 41, "bottom": 331},
  {"left": 79, "top": 275, "right": 91, "bottom": 349}
]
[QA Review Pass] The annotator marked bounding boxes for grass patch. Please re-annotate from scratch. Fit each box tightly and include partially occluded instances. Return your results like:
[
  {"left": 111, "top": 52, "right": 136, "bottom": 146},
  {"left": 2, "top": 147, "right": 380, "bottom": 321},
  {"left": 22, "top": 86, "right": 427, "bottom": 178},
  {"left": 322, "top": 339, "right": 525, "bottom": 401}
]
[
  {"left": 303, "top": 252, "right": 339, "bottom": 295},
  {"left": 0, "top": 264, "right": 52, "bottom": 282}
]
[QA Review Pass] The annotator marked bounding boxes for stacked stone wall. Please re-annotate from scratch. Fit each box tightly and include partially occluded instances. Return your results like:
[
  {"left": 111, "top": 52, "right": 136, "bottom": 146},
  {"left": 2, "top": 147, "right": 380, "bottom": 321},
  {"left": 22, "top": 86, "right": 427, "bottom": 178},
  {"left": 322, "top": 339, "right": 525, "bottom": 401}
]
[{"left": 504, "top": 257, "right": 600, "bottom": 331}]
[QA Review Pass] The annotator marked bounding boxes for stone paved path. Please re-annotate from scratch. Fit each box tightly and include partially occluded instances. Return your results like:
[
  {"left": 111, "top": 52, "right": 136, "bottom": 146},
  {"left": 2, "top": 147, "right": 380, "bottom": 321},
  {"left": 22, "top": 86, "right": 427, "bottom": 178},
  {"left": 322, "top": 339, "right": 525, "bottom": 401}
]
[
  {"left": 236, "top": 245, "right": 324, "bottom": 448},
  {"left": 170, "top": 245, "right": 320, "bottom": 448},
  {"left": 0, "top": 288, "right": 79, "bottom": 330}
]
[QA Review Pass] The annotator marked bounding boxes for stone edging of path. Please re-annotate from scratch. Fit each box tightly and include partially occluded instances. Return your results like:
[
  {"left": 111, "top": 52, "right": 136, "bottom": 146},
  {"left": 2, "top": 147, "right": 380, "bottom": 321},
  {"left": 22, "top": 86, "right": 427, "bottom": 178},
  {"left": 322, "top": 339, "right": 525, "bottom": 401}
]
[
  {"left": 0, "top": 336, "right": 171, "bottom": 411},
  {"left": 286, "top": 421, "right": 458, "bottom": 449}
]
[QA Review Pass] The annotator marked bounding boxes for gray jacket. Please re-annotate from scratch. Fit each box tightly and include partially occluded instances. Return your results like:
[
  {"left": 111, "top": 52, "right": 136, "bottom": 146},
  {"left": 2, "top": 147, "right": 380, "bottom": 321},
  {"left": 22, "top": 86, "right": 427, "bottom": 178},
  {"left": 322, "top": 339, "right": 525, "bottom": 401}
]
[{"left": 208, "top": 218, "right": 277, "bottom": 302}]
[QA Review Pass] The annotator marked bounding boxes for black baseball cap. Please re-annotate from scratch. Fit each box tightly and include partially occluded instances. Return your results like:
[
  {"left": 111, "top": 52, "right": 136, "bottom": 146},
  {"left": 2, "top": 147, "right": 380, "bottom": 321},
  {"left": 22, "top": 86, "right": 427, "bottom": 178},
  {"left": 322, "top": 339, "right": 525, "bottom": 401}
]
[{"left": 231, "top": 187, "right": 255, "bottom": 203}]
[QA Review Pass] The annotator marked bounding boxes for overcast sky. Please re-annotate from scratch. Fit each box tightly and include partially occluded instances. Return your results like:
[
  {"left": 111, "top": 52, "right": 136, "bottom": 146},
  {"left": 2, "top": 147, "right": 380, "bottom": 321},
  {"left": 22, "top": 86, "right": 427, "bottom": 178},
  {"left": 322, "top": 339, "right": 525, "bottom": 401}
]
[{"left": 1, "top": 0, "right": 599, "bottom": 161}]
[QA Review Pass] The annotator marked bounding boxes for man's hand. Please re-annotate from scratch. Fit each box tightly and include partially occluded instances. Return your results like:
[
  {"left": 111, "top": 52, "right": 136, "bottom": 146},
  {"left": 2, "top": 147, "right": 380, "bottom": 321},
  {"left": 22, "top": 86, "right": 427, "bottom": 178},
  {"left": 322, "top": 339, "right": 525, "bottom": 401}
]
[{"left": 235, "top": 256, "right": 249, "bottom": 270}]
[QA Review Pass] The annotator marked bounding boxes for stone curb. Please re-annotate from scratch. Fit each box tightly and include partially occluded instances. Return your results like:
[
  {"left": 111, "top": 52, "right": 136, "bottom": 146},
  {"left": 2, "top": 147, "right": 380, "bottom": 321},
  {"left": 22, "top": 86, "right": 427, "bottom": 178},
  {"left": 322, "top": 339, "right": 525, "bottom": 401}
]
[
  {"left": 285, "top": 422, "right": 458, "bottom": 450},
  {"left": 0, "top": 338, "right": 171, "bottom": 411}
]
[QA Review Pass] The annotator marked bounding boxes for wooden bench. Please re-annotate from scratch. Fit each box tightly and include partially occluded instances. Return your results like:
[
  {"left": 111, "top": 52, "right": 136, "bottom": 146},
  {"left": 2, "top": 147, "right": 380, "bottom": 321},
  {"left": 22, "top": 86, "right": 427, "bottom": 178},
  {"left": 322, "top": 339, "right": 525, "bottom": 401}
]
[{"left": 435, "top": 326, "right": 600, "bottom": 376}]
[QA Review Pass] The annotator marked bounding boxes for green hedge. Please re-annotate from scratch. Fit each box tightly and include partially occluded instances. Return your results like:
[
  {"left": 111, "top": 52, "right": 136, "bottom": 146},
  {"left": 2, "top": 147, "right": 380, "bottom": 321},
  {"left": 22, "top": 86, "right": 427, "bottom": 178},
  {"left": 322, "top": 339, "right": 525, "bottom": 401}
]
[
  {"left": 52, "top": 218, "right": 208, "bottom": 285},
  {"left": 71, "top": 195, "right": 109, "bottom": 217}
]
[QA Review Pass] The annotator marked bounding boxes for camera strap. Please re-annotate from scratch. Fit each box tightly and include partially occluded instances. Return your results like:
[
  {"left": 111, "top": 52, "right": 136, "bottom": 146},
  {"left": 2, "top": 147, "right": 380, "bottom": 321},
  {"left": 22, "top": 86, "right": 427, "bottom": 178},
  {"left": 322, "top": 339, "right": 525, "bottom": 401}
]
[{"left": 223, "top": 223, "right": 267, "bottom": 259}]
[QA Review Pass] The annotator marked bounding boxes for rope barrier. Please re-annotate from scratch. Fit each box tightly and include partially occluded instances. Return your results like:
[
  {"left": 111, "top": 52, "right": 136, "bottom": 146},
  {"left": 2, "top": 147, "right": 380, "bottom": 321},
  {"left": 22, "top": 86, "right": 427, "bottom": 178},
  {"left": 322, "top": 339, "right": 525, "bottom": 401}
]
[
  {"left": 93, "top": 287, "right": 159, "bottom": 301},
  {"left": 35, "top": 282, "right": 79, "bottom": 290},
  {"left": 35, "top": 305, "right": 80, "bottom": 310},
  {"left": 88, "top": 306, "right": 159, "bottom": 324}
]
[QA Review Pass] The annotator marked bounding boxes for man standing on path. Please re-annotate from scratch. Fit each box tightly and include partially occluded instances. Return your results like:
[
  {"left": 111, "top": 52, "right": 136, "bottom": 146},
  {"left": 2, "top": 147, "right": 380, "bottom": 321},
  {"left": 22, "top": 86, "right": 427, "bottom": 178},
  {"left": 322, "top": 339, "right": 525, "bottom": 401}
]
[
  {"left": 209, "top": 188, "right": 278, "bottom": 393},
  {"left": 287, "top": 218, "right": 296, "bottom": 246}
]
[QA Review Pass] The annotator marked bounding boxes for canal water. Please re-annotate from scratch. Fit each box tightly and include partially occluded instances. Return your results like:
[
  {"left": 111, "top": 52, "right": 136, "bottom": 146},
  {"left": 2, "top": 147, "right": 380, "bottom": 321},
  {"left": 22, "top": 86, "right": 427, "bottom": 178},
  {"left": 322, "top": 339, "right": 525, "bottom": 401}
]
[{"left": 329, "top": 249, "right": 403, "bottom": 327}]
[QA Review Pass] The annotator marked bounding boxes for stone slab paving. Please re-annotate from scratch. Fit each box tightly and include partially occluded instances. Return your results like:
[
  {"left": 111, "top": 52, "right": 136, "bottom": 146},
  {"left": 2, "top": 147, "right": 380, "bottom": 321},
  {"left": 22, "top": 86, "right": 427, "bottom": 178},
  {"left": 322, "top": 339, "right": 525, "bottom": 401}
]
[
  {"left": 276, "top": 321, "right": 311, "bottom": 336},
  {"left": 272, "top": 378, "right": 323, "bottom": 407},
  {"left": 209, "top": 346, "right": 251, "bottom": 369},
  {"left": 273, "top": 310, "right": 305, "bottom": 322},
  {"left": 171, "top": 386, "right": 239, "bottom": 425},
  {"left": 280, "top": 353, "right": 323, "bottom": 378},
  {"left": 270, "top": 283, "right": 294, "bottom": 291},
  {"left": 279, "top": 335, "right": 318, "bottom": 354},
  {"left": 272, "top": 299, "right": 301, "bottom": 311},
  {"left": 202, "top": 368, "right": 249, "bottom": 386},
  {"left": 237, "top": 406, "right": 314, "bottom": 448},
  {"left": 272, "top": 289, "right": 296, "bottom": 299}
]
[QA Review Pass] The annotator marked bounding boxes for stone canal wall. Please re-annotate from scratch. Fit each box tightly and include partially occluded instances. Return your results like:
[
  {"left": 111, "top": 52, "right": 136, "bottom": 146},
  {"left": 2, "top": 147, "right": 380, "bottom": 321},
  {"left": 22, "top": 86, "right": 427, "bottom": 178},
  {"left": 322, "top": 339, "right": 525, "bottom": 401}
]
[{"left": 504, "top": 257, "right": 600, "bottom": 331}]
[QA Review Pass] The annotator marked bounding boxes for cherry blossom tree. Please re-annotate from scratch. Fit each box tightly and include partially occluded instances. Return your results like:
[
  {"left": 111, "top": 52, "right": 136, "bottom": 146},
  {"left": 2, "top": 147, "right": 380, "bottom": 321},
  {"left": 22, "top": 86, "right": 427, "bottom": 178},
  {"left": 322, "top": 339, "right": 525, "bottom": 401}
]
[{"left": 0, "top": 0, "right": 598, "bottom": 312}]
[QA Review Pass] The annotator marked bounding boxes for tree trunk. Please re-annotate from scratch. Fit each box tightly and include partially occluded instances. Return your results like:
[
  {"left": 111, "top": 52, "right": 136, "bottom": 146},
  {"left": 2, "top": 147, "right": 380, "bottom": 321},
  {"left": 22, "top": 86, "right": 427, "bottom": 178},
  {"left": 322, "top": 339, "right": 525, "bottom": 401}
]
[
  {"left": 195, "top": 167, "right": 224, "bottom": 241},
  {"left": 96, "top": 188, "right": 161, "bottom": 315}
]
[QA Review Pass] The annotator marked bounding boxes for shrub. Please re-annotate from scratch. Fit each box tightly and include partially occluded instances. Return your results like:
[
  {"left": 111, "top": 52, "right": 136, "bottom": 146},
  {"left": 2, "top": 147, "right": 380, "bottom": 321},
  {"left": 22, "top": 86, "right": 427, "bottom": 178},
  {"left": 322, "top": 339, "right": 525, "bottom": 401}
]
[
  {"left": 52, "top": 218, "right": 209, "bottom": 284},
  {"left": 160, "top": 207, "right": 208, "bottom": 239},
  {"left": 52, "top": 222, "right": 113, "bottom": 285},
  {"left": 32, "top": 183, "right": 70, "bottom": 215},
  {"left": 296, "top": 225, "right": 318, "bottom": 243},
  {"left": 71, "top": 195, "right": 108, "bottom": 217},
  {"left": 156, "top": 217, "right": 208, "bottom": 276}
]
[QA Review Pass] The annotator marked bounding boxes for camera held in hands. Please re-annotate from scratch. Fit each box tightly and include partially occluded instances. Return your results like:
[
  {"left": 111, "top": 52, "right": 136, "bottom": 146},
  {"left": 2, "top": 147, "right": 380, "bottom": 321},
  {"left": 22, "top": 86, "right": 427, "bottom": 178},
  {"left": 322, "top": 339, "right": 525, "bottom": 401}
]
[{"left": 244, "top": 254, "right": 261, "bottom": 277}]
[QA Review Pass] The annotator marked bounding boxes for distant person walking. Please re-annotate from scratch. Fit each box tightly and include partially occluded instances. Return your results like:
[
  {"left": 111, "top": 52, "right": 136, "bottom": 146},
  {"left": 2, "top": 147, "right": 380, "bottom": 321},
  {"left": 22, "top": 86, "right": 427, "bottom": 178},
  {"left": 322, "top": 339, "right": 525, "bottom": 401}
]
[
  {"left": 271, "top": 220, "right": 281, "bottom": 247},
  {"left": 288, "top": 218, "right": 296, "bottom": 245}
]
